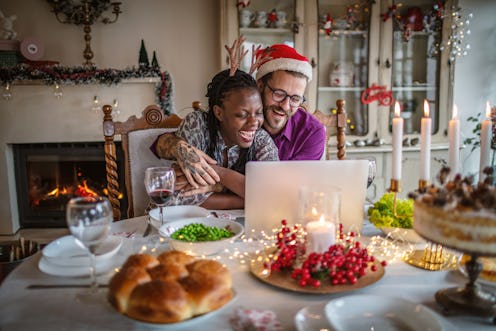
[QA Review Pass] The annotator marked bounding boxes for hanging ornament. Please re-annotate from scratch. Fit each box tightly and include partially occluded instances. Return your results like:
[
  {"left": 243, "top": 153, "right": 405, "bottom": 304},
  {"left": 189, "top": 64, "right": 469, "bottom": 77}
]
[
  {"left": 381, "top": 5, "right": 397, "bottom": 22},
  {"left": 361, "top": 84, "right": 394, "bottom": 107}
]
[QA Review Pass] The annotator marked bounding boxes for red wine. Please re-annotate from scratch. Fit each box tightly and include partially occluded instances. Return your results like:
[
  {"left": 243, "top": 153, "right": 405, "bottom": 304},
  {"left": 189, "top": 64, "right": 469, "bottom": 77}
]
[{"left": 148, "top": 189, "right": 173, "bottom": 205}]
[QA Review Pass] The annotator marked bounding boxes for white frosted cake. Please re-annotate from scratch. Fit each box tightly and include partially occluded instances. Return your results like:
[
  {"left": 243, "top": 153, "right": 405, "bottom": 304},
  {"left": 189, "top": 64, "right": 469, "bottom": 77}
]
[{"left": 411, "top": 168, "right": 496, "bottom": 256}]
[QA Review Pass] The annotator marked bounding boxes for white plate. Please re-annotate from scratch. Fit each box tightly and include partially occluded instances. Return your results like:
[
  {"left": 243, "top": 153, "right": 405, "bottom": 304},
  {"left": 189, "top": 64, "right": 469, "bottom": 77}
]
[
  {"left": 295, "top": 301, "right": 457, "bottom": 331},
  {"left": 38, "top": 255, "right": 120, "bottom": 277},
  {"left": 149, "top": 205, "right": 210, "bottom": 228},
  {"left": 324, "top": 294, "right": 443, "bottom": 331},
  {"left": 126, "top": 290, "right": 237, "bottom": 328},
  {"left": 159, "top": 217, "right": 244, "bottom": 256},
  {"left": 42, "top": 235, "right": 122, "bottom": 267},
  {"left": 381, "top": 227, "right": 424, "bottom": 243}
]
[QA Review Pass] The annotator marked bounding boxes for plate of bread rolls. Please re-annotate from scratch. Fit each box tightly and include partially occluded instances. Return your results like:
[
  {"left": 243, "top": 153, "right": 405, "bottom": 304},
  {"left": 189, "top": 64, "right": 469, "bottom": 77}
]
[{"left": 107, "top": 251, "right": 235, "bottom": 325}]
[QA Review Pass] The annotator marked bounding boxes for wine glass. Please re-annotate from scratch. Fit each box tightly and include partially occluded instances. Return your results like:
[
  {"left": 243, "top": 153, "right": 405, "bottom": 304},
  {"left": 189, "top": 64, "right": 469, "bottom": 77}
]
[
  {"left": 366, "top": 157, "right": 377, "bottom": 188},
  {"left": 66, "top": 196, "right": 112, "bottom": 303},
  {"left": 144, "top": 166, "right": 175, "bottom": 228}
]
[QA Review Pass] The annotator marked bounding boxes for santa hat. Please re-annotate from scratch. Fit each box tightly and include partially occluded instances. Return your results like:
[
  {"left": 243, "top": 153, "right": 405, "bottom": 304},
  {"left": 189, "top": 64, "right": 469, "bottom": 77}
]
[{"left": 255, "top": 44, "right": 312, "bottom": 82}]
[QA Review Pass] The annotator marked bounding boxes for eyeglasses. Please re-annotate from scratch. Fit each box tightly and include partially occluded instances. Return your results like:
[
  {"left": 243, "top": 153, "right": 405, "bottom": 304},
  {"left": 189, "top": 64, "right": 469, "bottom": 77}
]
[{"left": 265, "top": 83, "right": 305, "bottom": 108}]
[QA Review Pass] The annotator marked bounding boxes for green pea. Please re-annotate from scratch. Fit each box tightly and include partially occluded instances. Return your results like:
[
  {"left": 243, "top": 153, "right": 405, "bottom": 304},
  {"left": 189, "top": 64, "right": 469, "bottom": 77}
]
[{"left": 171, "top": 223, "right": 235, "bottom": 242}]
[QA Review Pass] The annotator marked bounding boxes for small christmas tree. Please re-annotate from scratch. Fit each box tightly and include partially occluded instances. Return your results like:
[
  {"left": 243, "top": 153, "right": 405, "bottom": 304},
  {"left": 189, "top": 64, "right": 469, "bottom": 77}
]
[
  {"left": 138, "top": 39, "right": 149, "bottom": 67},
  {"left": 151, "top": 51, "right": 159, "bottom": 68}
]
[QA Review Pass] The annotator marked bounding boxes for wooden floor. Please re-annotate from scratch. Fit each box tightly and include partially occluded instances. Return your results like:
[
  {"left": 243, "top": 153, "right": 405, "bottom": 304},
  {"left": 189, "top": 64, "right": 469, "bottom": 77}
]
[{"left": 0, "top": 228, "right": 69, "bottom": 245}]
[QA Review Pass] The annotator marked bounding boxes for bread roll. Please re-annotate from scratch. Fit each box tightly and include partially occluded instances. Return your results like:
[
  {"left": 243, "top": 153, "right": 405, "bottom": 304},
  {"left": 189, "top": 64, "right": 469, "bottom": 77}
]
[
  {"left": 121, "top": 253, "right": 159, "bottom": 270},
  {"left": 181, "top": 260, "right": 233, "bottom": 315},
  {"left": 148, "top": 263, "right": 188, "bottom": 282},
  {"left": 108, "top": 252, "right": 233, "bottom": 323},
  {"left": 126, "top": 280, "right": 193, "bottom": 323},
  {"left": 107, "top": 266, "right": 151, "bottom": 313},
  {"left": 157, "top": 250, "right": 195, "bottom": 266}
]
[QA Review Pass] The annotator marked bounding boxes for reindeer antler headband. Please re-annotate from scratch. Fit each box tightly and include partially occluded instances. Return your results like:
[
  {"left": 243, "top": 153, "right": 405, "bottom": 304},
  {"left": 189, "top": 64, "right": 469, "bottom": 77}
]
[{"left": 224, "top": 35, "right": 273, "bottom": 76}]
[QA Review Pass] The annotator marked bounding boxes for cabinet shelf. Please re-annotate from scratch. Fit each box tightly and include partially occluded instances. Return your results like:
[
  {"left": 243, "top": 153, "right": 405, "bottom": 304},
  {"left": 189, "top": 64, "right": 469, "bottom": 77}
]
[
  {"left": 240, "top": 27, "right": 292, "bottom": 35},
  {"left": 318, "top": 86, "right": 365, "bottom": 92},
  {"left": 392, "top": 86, "right": 437, "bottom": 92},
  {"left": 319, "top": 29, "right": 368, "bottom": 37}
]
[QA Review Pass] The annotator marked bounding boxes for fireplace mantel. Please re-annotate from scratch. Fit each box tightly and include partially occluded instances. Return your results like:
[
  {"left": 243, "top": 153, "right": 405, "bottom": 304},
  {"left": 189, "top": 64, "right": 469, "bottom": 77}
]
[{"left": 0, "top": 79, "right": 162, "bottom": 234}]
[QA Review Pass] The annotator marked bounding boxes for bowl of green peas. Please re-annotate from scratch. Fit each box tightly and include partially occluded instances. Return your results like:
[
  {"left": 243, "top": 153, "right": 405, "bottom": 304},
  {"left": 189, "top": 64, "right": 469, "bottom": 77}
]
[{"left": 158, "top": 217, "right": 244, "bottom": 256}]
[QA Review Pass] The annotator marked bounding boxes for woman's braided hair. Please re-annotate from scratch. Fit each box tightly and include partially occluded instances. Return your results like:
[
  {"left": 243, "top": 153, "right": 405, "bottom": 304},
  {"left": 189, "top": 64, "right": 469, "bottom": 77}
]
[{"left": 205, "top": 68, "right": 259, "bottom": 174}]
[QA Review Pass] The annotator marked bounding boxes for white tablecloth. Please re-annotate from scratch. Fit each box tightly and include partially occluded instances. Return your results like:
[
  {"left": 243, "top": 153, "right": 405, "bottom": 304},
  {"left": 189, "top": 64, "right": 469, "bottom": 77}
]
[{"left": 1, "top": 216, "right": 495, "bottom": 331}]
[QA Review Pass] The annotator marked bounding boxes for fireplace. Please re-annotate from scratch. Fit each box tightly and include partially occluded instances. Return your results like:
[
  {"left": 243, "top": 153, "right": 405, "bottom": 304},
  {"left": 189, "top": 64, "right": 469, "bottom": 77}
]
[{"left": 13, "top": 142, "right": 127, "bottom": 228}]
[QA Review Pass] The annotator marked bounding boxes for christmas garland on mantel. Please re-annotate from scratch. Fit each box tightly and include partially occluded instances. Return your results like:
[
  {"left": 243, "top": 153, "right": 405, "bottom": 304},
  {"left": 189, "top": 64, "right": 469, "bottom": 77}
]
[{"left": 0, "top": 64, "right": 174, "bottom": 114}]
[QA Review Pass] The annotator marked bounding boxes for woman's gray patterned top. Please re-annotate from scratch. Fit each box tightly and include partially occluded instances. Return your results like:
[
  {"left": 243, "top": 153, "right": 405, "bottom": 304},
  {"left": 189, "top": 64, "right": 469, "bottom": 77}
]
[{"left": 171, "top": 110, "right": 279, "bottom": 206}]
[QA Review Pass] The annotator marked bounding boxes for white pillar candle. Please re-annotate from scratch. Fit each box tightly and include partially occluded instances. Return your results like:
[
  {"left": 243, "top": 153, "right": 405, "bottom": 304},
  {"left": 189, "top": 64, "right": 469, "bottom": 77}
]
[
  {"left": 448, "top": 104, "right": 460, "bottom": 177},
  {"left": 420, "top": 100, "right": 432, "bottom": 181},
  {"left": 306, "top": 215, "right": 336, "bottom": 254},
  {"left": 480, "top": 101, "right": 493, "bottom": 178},
  {"left": 391, "top": 101, "right": 403, "bottom": 181}
]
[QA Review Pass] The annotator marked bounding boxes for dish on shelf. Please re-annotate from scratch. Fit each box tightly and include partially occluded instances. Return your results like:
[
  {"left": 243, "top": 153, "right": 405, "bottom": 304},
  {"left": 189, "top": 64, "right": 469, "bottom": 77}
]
[
  {"left": 380, "top": 227, "right": 424, "bottom": 243},
  {"left": 159, "top": 217, "right": 244, "bottom": 256},
  {"left": 458, "top": 254, "right": 496, "bottom": 287},
  {"left": 250, "top": 259, "right": 384, "bottom": 294},
  {"left": 324, "top": 294, "right": 443, "bottom": 331},
  {"left": 42, "top": 235, "right": 122, "bottom": 267}
]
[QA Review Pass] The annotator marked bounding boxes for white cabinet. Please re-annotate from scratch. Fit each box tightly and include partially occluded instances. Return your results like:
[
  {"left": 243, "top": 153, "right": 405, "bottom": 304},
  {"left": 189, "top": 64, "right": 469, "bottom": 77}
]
[{"left": 220, "top": 0, "right": 455, "bottom": 199}]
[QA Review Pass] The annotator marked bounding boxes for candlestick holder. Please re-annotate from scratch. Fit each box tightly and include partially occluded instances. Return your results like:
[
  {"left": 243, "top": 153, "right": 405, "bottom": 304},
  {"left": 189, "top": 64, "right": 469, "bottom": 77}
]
[{"left": 404, "top": 181, "right": 457, "bottom": 271}]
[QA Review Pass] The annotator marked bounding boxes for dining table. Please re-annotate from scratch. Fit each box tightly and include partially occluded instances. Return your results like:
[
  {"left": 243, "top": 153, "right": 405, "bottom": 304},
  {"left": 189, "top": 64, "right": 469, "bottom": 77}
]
[{"left": 1, "top": 211, "right": 495, "bottom": 331}]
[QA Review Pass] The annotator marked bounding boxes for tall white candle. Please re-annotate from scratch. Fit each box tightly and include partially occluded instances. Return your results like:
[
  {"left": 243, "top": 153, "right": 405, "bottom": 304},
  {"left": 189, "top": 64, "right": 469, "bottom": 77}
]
[
  {"left": 391, "top": 101, "right": 403, "bottom": 181},
  {"left": 420, "top": 100, "right": 432, "bottom": 181},
  {"left": 306, "top": 215, "right": 336, "bottom": 254},
  {"left": 480, "top": 101, "right": 492, "bottom": 178},
  {"left": 448, "top": 104, "right": 460, "bottom": 177}
]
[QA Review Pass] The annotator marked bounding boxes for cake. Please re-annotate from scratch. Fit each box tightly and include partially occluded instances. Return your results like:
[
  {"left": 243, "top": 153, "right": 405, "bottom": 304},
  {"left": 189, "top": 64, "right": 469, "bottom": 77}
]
[
  {"left": 410, "top": 167, "right": 496, "bottom": 255},
  {"left": 107, "top": 251, "right": 233, "bottom": 323}
]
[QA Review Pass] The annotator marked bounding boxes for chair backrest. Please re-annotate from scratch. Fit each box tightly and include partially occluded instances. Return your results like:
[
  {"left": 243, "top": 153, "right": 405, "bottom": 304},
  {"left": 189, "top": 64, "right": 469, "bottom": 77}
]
[
  {"left": 307, "top": 99, "right": 347, "bottom": 160},
  {"left": 102, "top": 104, "right": 182, "bottom": 220}
]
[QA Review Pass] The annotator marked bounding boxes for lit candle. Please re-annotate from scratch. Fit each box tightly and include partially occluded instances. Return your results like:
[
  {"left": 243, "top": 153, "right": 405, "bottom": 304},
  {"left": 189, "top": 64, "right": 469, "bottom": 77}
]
[
  {"left": 306, "top": 215, "right": 336, "bottom": 254},
  {"left": 480, "top": 101, "right": 492, "bottom": 178},
  {"left": 420, "top": 100, "right": 432, "bottom": 181},
  {"left": 391, "top": 101, "right": 403, "bottom": 181},
  {"left": 448, "top": 104, "right": 460, "bottom": 177}
]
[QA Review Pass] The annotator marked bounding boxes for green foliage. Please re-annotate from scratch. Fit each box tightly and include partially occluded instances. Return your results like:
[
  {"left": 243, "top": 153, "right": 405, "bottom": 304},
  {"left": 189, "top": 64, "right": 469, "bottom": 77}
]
[{"left": 368, "top": 192, "right": 414, "bottom": 229}]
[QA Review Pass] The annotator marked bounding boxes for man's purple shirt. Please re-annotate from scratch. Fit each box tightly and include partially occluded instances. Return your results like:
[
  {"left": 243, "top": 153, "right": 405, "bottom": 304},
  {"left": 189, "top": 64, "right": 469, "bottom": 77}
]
[{"left": 271, "top": 108, "right": 326, "bottom": 160}]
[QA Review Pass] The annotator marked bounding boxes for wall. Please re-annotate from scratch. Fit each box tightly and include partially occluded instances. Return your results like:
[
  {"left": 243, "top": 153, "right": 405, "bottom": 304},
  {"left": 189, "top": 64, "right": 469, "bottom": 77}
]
[
  {"left": 0, "top": 0, "right": 221, "bottom": 110},
  {"left": 455, "top": 0, "right": 496, "bottom": 178},
  {"left": 0, "top": 0, "right": 220, "bottom": 234}
]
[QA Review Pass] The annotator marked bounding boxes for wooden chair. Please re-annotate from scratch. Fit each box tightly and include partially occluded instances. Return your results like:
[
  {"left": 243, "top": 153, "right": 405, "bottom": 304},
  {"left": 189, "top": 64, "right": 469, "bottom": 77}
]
[
  {"left": 102, "top": 104, "right": 182, "bottom": 221},
  {"left": 311, "top": 99, "right": 347, "bottom": 160}
]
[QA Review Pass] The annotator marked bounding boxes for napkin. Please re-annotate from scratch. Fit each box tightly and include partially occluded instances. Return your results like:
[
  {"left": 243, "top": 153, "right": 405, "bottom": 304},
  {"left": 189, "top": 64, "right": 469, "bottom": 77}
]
[{"left": 230, "top": 307, "right": 283, "bottom": 331}]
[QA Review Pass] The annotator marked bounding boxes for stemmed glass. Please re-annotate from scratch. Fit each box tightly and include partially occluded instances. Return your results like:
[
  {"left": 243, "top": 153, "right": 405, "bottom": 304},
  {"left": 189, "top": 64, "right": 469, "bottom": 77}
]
[
  {"left": 144, "top": 166, "right": 176, "bottom": 228},
  {"left": 66, "top": 196, "right": 112, "bottom": 303}
]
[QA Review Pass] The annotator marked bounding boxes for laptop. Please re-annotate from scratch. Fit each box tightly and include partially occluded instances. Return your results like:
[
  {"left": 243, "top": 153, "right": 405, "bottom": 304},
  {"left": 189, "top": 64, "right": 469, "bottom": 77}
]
[{"left": 244, "top": 160, "right": 369, "bottom": 234}]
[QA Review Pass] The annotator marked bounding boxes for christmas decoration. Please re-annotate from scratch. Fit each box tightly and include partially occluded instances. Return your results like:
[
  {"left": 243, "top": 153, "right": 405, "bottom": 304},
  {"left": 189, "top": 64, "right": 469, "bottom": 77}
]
[
  {"left": 0, "top": 64, "right": 174, "bottom": 114},
  {"left": 267, "top": 9, "right": 277, "bottom": 28},
  {"left": 381, "top": 5, "right": 398, "bottom": 22},
  {"left": 322, "top": 13, "right": 333, "bottom": 36},
  {"left": 138, "top": 39, "right": 149, "bottom": 67},
  {"left": 361, "top": 84, "right": 394, "bottom": 107},
  {"left": 236, "top": 0, "right": 250, "bottom": 8},
  {"left": 151, "top": 51, "right": 159, "bottom": 68}
]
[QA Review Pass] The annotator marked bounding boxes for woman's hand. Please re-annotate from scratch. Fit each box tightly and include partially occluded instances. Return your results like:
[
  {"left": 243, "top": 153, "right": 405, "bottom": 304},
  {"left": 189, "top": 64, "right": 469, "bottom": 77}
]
[{"left": 174, "top": 140, "right": 220, "bottom": 188}]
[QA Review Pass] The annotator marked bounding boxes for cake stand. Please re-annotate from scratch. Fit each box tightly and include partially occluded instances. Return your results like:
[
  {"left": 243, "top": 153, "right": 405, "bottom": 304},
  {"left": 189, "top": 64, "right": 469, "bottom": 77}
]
[{"left": 418, "top": 237, "right": 496, "bottom": 324}]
